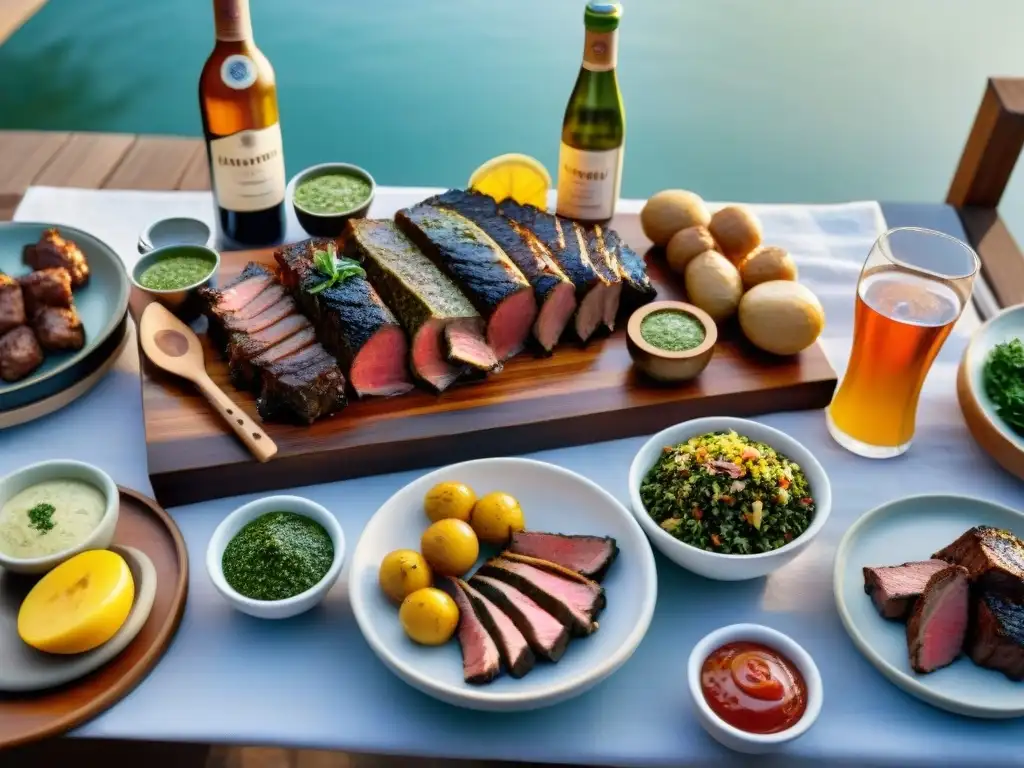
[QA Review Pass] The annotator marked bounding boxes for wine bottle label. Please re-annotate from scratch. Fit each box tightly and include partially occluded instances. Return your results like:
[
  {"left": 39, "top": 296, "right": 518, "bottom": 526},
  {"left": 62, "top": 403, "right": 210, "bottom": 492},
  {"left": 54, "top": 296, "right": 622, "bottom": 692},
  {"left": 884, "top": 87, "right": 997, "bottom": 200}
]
[
  {"left": 582, "top": 30, "right": 617, "bottom": 72},
  {"left": 220, "top": 54, "right": 257, "bottom": 90},
  {"left": 556, "top": 143, "right": 623, "bottom": 221},
  {"left": 209, "top": 124, "right": 286, "bottom": 212}
]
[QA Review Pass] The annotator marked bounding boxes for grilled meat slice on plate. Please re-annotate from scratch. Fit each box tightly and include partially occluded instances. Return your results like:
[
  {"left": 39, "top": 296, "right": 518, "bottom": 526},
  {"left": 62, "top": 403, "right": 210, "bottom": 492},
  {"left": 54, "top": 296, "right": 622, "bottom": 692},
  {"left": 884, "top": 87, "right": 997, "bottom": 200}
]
[
  {"left": 455, "top": 578, "right": 534, "bottom": 678},
  {"left": 508, "top": 531, "right": 619, "bottom": 582},
  {"left": 277, "top": 238, "right": 413, "bottom": 398},
  {"left": 906, "top": 564, "right": 970, "bottom": 674},
  {"left": 933, "top": 526, "right": 1024, "bottom": 602},
  {"left": 0, "top": 325, "right": 43, "bottom": 382},
  {"left": 862, "top": 559, "right": 951, "bottom": 620},
  {"left": 347, "top": 219, "right": 498, "bottom": 390},
  {"left": 470, "top": 574, "right": 570, "bottom": 662},
  {"left": 967, "top": 592, "right": 1024, "bottom": 681},
  {"left": 444, "top": 576, "right": 501, "bottom": 684},
  {"left": 396, "top": 204, "right": 537, "bottom": 361},
  {"left": 428, "top": 189, "right": 577, "bottom": 353},
  {"left": 0, "top": 274, "right": 26, "bottom": 335}
]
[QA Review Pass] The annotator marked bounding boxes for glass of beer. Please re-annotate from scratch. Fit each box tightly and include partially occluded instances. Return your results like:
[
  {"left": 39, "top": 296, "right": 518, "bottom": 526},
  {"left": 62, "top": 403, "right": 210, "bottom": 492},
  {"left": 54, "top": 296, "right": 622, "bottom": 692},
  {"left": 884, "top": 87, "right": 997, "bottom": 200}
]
[{"left": 826, "top": 227, "right": 979, "bottom": 458}]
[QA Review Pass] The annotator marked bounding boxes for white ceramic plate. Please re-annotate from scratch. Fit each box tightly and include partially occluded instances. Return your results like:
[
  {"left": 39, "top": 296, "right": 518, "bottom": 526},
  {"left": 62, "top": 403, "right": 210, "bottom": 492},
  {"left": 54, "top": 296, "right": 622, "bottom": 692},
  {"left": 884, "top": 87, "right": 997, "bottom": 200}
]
[
  {"left": 834, "top": 494, "right": 1024, "bottom": 719},
  {"left": 349, "top": 458, "right": 658, "bottom": 711}
]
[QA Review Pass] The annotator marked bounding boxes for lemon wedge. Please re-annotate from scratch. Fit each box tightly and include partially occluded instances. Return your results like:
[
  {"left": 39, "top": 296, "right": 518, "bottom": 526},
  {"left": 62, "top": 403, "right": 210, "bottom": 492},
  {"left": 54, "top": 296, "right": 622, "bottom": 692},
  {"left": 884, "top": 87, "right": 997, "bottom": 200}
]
[
  {"left": 18, "top": 549, "right": 135, "bottom": 654},
  {"left": 468, "top": 153, "right": 552, "bottom": 209}
]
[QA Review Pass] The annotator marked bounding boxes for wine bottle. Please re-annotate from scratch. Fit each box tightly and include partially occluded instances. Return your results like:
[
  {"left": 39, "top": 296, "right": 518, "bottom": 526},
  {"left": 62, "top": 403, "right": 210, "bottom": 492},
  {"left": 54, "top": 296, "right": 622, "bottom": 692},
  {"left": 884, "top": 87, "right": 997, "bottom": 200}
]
[
  {"left": 555, "top": 1, "right": 625, "bottom": 223},
  {"left": 199, "top": 0, "right": 286, "bottom": 246}
]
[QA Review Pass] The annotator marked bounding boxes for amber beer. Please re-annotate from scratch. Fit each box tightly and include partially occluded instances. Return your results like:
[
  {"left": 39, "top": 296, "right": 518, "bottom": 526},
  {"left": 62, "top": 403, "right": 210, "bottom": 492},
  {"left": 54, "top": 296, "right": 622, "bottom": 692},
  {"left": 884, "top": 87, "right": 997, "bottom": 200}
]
[{"left": 826, "top": 228, "right": 978, "bottom": 458}]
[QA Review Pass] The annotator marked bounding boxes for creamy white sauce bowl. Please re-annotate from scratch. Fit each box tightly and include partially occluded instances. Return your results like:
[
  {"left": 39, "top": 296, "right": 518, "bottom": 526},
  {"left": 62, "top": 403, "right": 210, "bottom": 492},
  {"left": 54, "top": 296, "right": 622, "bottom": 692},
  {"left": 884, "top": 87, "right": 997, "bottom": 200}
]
[{"left": 0, "top": 459, "right": 119, "bottom": 575}]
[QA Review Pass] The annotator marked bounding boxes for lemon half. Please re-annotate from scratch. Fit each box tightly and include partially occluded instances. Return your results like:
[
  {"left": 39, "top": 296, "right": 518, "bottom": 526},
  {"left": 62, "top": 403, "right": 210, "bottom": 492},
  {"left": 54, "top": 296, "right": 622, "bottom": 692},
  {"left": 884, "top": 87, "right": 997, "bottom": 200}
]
[{"left": 468, "top": 153, "right": 551, "bottom": 209}]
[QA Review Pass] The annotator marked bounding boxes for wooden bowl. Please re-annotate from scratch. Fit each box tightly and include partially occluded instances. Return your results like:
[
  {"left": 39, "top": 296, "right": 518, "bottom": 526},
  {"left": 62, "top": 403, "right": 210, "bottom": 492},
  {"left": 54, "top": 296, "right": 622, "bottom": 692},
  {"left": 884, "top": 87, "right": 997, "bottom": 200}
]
[
  {"left": 626, "top": 301, "right": 717, "bottom": 383},
  {"left": 957, "top": 304, "right": 1024, "bottom": 480}
]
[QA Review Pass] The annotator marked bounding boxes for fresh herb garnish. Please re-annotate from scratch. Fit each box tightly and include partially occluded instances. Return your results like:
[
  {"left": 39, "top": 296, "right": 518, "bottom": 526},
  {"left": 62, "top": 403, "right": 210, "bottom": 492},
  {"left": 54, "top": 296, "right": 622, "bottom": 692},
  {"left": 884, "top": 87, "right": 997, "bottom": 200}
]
[
  {"left": 983, "top": 338, "right": 1024, "bottom": 435},
  {"left": 27, "top": 503, "right": 56, "bottom": 534},
  {"left": 307, "top": 242, "right": 365, "bottom": 295}
]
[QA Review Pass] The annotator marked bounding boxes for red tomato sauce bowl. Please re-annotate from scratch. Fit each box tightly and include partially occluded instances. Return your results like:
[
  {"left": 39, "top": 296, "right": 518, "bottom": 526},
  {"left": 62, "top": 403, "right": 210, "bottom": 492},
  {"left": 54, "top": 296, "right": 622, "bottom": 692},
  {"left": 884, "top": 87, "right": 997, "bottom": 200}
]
[{"left": 687, "top": 624, "right": 823, "bottom": 754}]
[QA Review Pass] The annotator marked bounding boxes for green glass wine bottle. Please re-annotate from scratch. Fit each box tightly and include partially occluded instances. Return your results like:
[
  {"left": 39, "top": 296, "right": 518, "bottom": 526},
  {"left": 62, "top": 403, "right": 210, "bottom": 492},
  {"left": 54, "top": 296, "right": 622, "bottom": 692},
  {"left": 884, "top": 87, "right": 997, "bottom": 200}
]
[{"left": 556, "top": 1, "right": 625, "bottom": 223}]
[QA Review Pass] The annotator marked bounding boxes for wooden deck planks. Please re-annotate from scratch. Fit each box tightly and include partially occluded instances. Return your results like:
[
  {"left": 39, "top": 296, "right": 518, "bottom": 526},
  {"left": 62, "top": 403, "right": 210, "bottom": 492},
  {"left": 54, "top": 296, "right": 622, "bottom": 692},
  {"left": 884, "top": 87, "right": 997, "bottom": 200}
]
[
  {"left": 104, "top": 136, "right": 206, "bottom": 191},
  {"left": 0, "top": 0, "right": 47, "bottom": 46},
  {"left": 33, "top": 132, "right": 137, "bottom": 189},
  {"left": 0, "top": 131, "right": 70, "bottom": 196},
  {"left": 178, "top": 144, "right": 212, "bottom": 190}
]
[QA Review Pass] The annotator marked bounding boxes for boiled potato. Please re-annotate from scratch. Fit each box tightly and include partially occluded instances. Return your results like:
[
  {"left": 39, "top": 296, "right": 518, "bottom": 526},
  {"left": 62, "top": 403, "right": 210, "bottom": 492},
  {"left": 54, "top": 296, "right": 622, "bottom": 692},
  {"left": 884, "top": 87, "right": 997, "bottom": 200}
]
[
  {"left": 378, "top": 549, "right": 433, "bottom": 604},
  {"left": 420, "top": 518, "right": 479, "bottom": 577},
  {"left": 740, "top": 246, "right": 798, "bottom": 290},
  {"left": 738, "top": 281, "right": 825, "bottom": 355},
  {"left": 399, "top": 587, "right": 459, "bottom": 645},
  {"left": 709, "top": 205, "right": 763, "bottom": 263},
  {"left": 640, "top": 190, "right": 711, "bottom": 247},
  {"left": 684, "top": 251, "right": 743, "bottom": 322},
  {"left": 424, "top": 481, "right": 477, "bottom": 523},
  {"left": 470, "top": 492, "right": 526, "bottom": 545},
  {"left": 666, "top": 226, "right": 718, "bottom": 274}
]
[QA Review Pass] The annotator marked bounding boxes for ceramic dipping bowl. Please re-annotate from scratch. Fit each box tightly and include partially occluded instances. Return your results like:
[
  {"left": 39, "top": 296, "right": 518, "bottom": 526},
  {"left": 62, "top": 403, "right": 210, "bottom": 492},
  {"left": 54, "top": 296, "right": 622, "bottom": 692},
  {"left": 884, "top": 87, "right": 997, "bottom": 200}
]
[
  {"left": 130, "top": 244, "right": 220, "bottom": 323},
  {"left": 290, "top": 162, "right": 376, "bottom": 238},
  {"left": 626, "top": 301, "right": 717, "bottom": 383}
]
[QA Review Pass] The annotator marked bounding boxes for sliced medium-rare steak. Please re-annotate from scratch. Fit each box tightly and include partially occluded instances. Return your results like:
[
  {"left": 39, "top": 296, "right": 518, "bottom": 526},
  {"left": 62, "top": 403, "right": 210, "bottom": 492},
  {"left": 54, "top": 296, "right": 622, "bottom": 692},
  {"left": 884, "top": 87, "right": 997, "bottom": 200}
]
[
  {"left": 229, "top": 312, "right": 310, "bottom": 364},
  {"left": 223, "top": 295, "right": 296, "bottom": 334},
  {"left": 601, "top": 226, "right": 656, "bottom": 312},
  {"left": 470, "top": 574, "right": 570, "bottom": 662},
  {"left": 428, "top": 189, "right": 578, "bottom": 353},
  {"left": 456, "top": 578, "right": 534, "bottom": 678},
  {"left": 578, "top": 224, "right": 622, "bottom": 332},
  {"left": 276, "top": 238, "right": 413, "bottom": 398},
  {"left": 476, "top": 554, "right": 604, "bottom": 637},
  {"left": 933, "top": 526, "right": 1024, "bottom": 601},
  {"left": 509, "top": 531, "right": 619, "bottom": 582},
  {"left": 863, "top": 559, "right": 951, "bottom": 620},
  {"left": 967, "top": 593, "right": 1024, "bottom": 681},
  {"left": 18, "top": 268, "right": 72, "bottom": 316},
  {"left": 347, "top": 219, "right": 497, "bottom": 389},
  {"left": 32, "top": 306, "right": 85, "bottom": 351},
  {"left": 0, "top": 274, "right": 26, "bottom": 335},
  {"left": 906, "top": 564, "right": 970, "bottom": 674},
  {"left": 497, "top": 200, "right": 608, "bottom": 343},
  {"left": 0, "top": 325, "right": 43, "bottom": 382},
  {"left": 230, "top": 326, "right": 318, "bottom": 391},
  {"left": 395, "top": 204, "right": 537, "bottom": 361},
  {"left": 256, "top": 345, "right": 346, "bottom": 425},
  {"left": 444, "top": 577, "right": 501, "bottom": 684},
  {"left": 204, "top": 262, "right": 273, "bottom": 315}
]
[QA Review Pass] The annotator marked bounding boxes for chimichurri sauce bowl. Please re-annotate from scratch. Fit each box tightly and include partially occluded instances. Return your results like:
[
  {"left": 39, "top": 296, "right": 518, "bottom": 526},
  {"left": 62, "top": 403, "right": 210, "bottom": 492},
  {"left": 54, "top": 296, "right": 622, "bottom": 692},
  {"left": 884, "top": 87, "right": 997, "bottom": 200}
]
[
  {"left": 289, "top": 162, "right": 376, "bottom": 238},
  {"left": 130, "top": 244, "right": 220, "bottom": 322},
  {"left": 206, "top": 494, "right": 346, "bottom": 620},
  {"left": 626, "top": 300, "right": 718, "bottom": 383}
]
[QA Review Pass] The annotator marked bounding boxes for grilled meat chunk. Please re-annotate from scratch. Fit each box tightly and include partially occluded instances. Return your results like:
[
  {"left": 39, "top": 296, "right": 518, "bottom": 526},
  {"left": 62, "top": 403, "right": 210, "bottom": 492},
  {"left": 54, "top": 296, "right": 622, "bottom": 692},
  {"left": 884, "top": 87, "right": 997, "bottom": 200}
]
[
  {"left": 347, "top": 219, "right": 497, "bottom": 389},
  {"left": 509, "top": 531, "right": 619, "bottom": 582},
  {"left": 32, "top": 306, "right": 85, "bottom": 351},
  {"left": 577, "top": 224, "right": 622, "bottom": 331},
  {"left": 456, "top": 578, "right": 535, "bottom": 678},
  {"left": 204, "top": 262, "right": 273, "bottom": 315},
  {"left": 396, "top": 204, "right": 537, "bottom": 361},
  {"left": 967, "top": 593, "right": 1024, "bottom": 681},
  {"left": 0, "top": 326, "right": 43, "bottom": 382},
  {"left": 428, "top": 189, "right": 578, "bottom": 353},
  {"left": 0, "top": 274, "right": 26, "bottom": 335},
  {"left": 232, "top": 327, "right": 319, "bottom": 391},
  {"left": 601, "top": 226, "right": 656, "bottom": 311},
  {"left": 276, "top": 238, "right": 413, "bottom": 398},
  {"left": 906, "top": 564, "right": 970, "bottom": 674},
  {"left": 444, "top": 576, "right": 501, "bottom": 684},
  {"left": 223, "top": 295, "right": 297, "bottom": 334},
  {"left": 863, "top": 559, "right": 951, "bottom": 620},
  {"left": 933, "top": 526, "right": 1024, "bottom": 602},
  {"left": 18, "top": 268, "right": 73, "bottom": 316},
  {"left": 470, "top": 574, "right": 570, "bottom": 662},
  {"left": 256, "top": 345, "right": 347, "bottom": 425},
  {"left": 22, "top": 228, "right": 89, "bottom": 287}
]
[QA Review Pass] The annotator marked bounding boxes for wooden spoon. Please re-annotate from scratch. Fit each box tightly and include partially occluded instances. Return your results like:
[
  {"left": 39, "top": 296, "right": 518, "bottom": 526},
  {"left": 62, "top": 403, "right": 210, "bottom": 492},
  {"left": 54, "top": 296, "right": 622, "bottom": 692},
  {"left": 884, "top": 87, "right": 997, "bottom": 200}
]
[{"left": 138, "top": 302, "right": 277, "bottom": 463}]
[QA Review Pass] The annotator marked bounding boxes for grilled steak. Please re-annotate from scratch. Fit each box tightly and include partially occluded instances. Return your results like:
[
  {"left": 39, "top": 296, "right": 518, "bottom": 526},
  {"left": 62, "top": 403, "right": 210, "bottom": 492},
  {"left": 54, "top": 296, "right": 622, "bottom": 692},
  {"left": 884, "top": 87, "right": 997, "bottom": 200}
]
[
  {"left": 497, "top": 200, "right": 608, "bottom": 343},
  {"left": 470, "top": 574, "right": 570, "bottom": 662},
  {"left": 445, "top": 577, "right": 501, "bottom": 684},
  {"left": 428, "top": 189, "right": 578, "bottom": 353},
  {"left": 476, "top": 555, "right": 604, "bottom": 637},
  {"left": 906, "top": 564, "right": 970, "bottom": 674},
  {"left": 229, "top": 312, "right": 310, "bottom": 365},
  {"left": 395, "top": 204, "right": 537, "bottom": 361},
  {"left": 22, "top": 228, "right": 89, "bottom": 287},
  {"left": 933, "top": 526, "right": 1024, "bottom": 602},
  {"left": 601, "top": 227, "right": 656, "bottom": 311},
  {"left": 509, "top": 531, "right": 619, "bottom": 582},
  {"left": 967, "top": 593, "right": 1024, "bottom": 681},
  {"left": 0, "top": 325, "right": 43, "bottom": 382},
  {"left": 32, "top": 306, "right": 85, "bottom": 351},
  {"left": 0, "top": 274, "right": 26, "bottom": 335},
  {"left": 230, "top": 326, "right": 318, "bottom": 391},
  {"left": 456, "top": 578, "right": 534, "bottom": 678},
  {"left": 256, "top": 345, "right": 347, "bottom": 424},
  {"left": 276, "top": 238, "right": 413, "bottom": 398},
  {"left": 205, "top": 262, "right": 274, "bottom": 315},
  {"left": 18, "top": 268, "right": 71, "bottom": 316},
  {"left": 863, "top": 559, "right": 951, "bottom": 620},
  {"left": 222, "top": 294, "right": 296, "bottom": 334},
  {"left": 347, "top": 219, "right": 497, "bottom": 389},
  {"left": 577, "top": 224, "right": 622, "bottom": 331}
]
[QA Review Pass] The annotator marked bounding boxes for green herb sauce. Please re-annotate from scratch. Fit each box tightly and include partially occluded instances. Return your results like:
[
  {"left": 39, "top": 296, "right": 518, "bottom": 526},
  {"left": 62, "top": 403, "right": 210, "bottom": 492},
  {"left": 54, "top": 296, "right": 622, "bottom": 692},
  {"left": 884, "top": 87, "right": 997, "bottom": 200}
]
[
  {"left": 27, "top": 503, "right": 55, "bottom": 534},
  {"left": 640, "top": 310, "right": 706, "bottom": 352},
  {"left": 221, "top": 511, "right": 334, "bottom": 601},
  {"left": 139, "top": 254, "right": 215, "bottom": 291},
  {"left": 295, "top": 173, "right": 372, "bottom": 214},
  {"left": 983, "top": 338, "right": 1024, "bottom": 435}
]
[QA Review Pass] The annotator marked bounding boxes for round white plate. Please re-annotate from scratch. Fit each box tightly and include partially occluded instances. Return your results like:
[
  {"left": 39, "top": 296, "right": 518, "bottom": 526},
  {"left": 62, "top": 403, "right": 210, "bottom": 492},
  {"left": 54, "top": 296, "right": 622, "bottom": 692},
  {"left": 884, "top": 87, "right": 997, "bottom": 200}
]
[
  {"left": 350, "top": 457, "right": 658, "bottom": 711},
  {"left": 834, "top": 494, "right": 1024, "bottom": 719}
]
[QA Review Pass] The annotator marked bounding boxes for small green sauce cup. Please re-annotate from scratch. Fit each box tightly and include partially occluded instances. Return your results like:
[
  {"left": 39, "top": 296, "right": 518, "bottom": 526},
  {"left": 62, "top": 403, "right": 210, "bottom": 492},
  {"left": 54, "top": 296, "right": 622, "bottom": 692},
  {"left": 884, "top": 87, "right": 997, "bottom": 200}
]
[
  {"left": 131, "top": 244, "right": 220, "bottom": 322},
  {"left": 290, "top": 162, "right": 376, "bottom": 238}
]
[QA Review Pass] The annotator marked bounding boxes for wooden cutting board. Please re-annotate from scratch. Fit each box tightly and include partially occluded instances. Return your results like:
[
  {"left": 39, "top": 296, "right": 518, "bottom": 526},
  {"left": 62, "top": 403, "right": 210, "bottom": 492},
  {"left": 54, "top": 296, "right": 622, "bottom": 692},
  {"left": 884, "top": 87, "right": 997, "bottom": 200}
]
[{"left": 133, "top": 211, "right": 837, "bottom": 507}]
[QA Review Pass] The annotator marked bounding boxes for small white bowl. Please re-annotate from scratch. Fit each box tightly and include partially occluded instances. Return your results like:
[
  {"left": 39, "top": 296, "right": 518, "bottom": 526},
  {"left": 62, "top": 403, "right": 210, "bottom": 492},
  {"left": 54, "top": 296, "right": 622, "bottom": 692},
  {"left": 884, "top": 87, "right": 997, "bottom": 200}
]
[
  {"left": 207, "top": 495, "right": 345, "bottom": 620},
  {"left": 687, "top": 623, "right": 823, "bottom": 754},
  {"left": 0, "top": 459, "right": 119, "bottom": 575},
  {"left": 628, "top": 416, "right": 831, "bottom": 580}
]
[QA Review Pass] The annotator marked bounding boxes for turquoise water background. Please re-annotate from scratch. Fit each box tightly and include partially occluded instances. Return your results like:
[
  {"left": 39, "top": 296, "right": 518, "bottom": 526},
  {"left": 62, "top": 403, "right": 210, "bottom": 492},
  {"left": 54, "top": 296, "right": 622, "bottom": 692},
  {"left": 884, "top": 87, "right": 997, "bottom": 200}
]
[{"left": 2, "top": 0, "right": 1024, "bottom": 236}]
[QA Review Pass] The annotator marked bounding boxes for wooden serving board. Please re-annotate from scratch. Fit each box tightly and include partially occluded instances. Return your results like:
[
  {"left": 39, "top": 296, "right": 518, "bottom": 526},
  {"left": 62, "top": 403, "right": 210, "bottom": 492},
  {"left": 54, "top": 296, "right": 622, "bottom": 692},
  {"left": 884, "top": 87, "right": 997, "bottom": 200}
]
[{"left": 134, "top": 211, "right": 837, "bottom": 507}]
